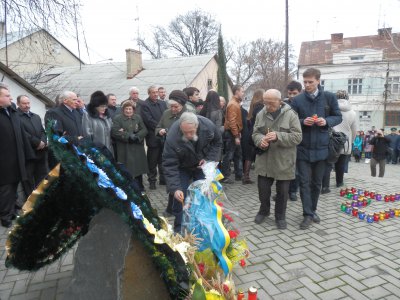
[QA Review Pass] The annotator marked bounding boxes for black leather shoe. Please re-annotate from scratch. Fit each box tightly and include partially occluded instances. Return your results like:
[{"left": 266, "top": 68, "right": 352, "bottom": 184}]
[
  {"left": 235, "top": 176, "right": 242, "bottom": 181},
  {"left": 220, "top": 178, "right": 234, "bottom": 184},
  {"left": 321, "top": 187, "right": 331, "bottom": 194},
  {"left": 336, "top": 182, "right": 344, "bottom": 188},
  {"left": 289, "top": 193, "right": 297, "bottom": 201},
  {"left": 254, "top": 212, "right": 269, "bottom": 224},
  {"left": 163, "top": 210, "right": 173, "bottom": 218},
  {"left": 149, "top": 183, "right": 156, "bottom": 190},
  {"left": 1, "top": 220, "right": 12, "bottom": 228},
  {"left": 276, "top": 219, "right": 287, "bottom": 229},
  {"left": 313, "top": 212, "right": 321, "bottom": 223},
  {"left": 300, "top": 216, "right": 313, "bottom": 230}
]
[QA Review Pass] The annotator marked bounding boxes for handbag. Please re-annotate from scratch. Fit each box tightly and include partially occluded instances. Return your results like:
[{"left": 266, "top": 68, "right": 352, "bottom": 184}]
[{"left": 327, "top": 128, "right": 348, "bottom": 163}]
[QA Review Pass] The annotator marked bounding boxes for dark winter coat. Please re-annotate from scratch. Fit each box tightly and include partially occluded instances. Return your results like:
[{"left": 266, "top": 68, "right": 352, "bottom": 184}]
[
  {"left": 18, "top": 109, "right": 47, "bottom": 160},
  {"left": 162, "top": 116, "right": 222, "bottom": 194},
  {"left": 291, "top": 86, "right": 342, "bottom": 162},
  {"left": 370, "top": 136, "right": 390, "bottom": 160},
  {"left": 111, "top": 114, "right": 148, "bottom": 178},
  {"left": 140, "top": 98, "right": 167, "bottom": 148},
  {"left": 0, "top": 106, "right": 34, "bottom": 186},
  {"left": 46, "top": 104, "right": 84, "bottom": 143}
]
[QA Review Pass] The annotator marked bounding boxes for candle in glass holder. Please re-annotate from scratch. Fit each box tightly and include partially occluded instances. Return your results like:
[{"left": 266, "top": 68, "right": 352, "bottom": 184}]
[
  {"left": 352, "top": 207, "right": 359, "bottom": 217},
  {"left": 374, "top": 212, "right": 380, "bottom": 222},
  {"left": 390, "top": 209, "right": 395, "bottom": 218},
  {"left": 395, "top": 208, "right": 400, "bottom": 217},
  {"left": 358, "top": 210, "right": 366, "bottom": 220},
  {"left": 367, "top": 214, "right": 374, "bottom": 223},
  {"left": 385, "top": 210, "right": 390, "bottom": 219},
  {"left": 380, "top": 211, "right": 385, "bottom": 221},
  {"left": 376, "top": 194, "right": 382, "bottom": 201}
]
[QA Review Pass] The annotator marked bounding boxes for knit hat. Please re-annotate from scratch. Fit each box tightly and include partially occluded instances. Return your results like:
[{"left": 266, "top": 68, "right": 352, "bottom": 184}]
[
  {"left": 391, "top": 127, "right": 397, "bottom": 132},
  {"left": 168, "top": 90, "right": 188, "bottom": 106},
  {"left": 336, "top": 90, "right": 349, "bottom": 100}
]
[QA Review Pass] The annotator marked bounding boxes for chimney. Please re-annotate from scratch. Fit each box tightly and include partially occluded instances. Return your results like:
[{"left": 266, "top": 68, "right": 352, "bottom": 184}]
[
  {"left": 331, "top": 33, "right": 343, "bottom": 44},
  {"left": 378, "top": 27, "right": 392, "bottom": 39},
  {"left": 125, "top": 49, "right": 143, "bottom": 79}
]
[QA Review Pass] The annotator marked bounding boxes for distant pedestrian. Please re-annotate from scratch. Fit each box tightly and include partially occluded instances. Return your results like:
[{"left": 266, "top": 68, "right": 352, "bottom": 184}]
[{"left": 369, "top": 129, "right": 390, "bottom": 177}]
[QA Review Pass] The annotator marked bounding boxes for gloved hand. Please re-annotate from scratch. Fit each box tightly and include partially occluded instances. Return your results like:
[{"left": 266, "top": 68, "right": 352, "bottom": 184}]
[{"left": 128, "top": 134, "right": 140, "bottom": 143}]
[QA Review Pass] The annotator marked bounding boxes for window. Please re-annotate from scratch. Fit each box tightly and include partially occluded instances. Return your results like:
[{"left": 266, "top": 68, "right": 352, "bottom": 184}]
[
  {"left": 207, "top": 79, "right": 213, "bottom": 91},
  {"left": 348, "top": 78, "right": 363, "bottom": 94},
  {"left": 388, "top": 77, "right": 400, "bottom": 95},
  {"left": 320, "top": 80, "right": 325, "bottom": 91},
  {"left": 385, "top": 111, "right": 400, "bottom": 126},
  {"left": 350, "top": 55, "right": 364, "bottom": 61}
]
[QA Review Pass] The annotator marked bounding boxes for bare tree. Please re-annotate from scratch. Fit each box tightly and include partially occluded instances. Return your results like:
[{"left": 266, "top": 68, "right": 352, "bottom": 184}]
[
  {"left": 2, "top": 0, "right": 81, "bottom": 34},
  {"left": 141, "top": 9, "right": 219, "bottom": 57},
  {"left": 228, "top": 40, "right": 257, "bottom": 87},
  {"left": 228, "top": 38, "right": 296, "bottom": 92},
  {"left": 138, "top": 27, "right": 166, "bottom": 59}
]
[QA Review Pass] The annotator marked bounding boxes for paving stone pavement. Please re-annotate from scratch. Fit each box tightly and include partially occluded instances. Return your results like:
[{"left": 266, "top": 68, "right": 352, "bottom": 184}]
[{"left": 1, "top": 160, "right": 400, "bottom": 300}]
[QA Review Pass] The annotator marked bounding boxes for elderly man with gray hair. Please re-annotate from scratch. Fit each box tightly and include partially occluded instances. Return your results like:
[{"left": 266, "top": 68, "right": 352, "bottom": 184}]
[
  {"left": 162, "top": 111, "right": 222, "bottom": 233},
  {"left": 252, "top": 89, "right": 302, "bottom": 229}
]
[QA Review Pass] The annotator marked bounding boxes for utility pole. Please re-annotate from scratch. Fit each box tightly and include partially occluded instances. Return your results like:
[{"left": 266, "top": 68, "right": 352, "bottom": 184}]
[
  {"left": 284, "top": 0, "right": 289, "bottom": 90},
  {"left": 383, "top": 61, "right": 389, "bottom": 129}
]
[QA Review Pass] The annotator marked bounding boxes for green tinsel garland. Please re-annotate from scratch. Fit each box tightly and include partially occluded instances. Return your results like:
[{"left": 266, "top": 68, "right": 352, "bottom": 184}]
[{"left": 6, "top": 131, "right": 190, "bottom": 299}]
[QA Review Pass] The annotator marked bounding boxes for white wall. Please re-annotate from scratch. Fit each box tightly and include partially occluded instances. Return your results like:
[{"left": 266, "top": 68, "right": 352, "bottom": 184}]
[{"left": 1, "top": 72, "right": 47, "bottom": 121}]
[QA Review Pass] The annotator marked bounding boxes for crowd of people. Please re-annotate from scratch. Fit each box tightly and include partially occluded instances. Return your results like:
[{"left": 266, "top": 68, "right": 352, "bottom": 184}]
[{"left": 1, "top": 67, "right": 399, "bottom": 232}]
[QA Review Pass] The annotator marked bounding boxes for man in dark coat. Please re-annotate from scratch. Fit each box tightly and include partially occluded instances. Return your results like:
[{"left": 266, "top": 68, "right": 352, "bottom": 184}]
[
  {"left": 17, "top": 95, "right": 49, "bottom": 193},
  {"left": 140, "top": 85, "right": 167, "bottom": 190},
  {"left": 46, "top": 91, "right": 84, "bottom": 144},
  {"left": 291, "top": 68, "right": 342, "bottom": 230},
  {"left": 0, "top": 86, "right": 34, "bottom": 227},
  {"left": 106, "top": 93, "right": 121, "bottom": 120},
  {"left": 162, "top": 112, "right": 222, "bottom": 233}
]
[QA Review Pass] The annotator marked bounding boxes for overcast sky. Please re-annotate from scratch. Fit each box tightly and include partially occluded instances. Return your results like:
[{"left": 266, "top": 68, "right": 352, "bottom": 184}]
[{"left": 61, "top": 0, "right": 400, "bottom": 64}]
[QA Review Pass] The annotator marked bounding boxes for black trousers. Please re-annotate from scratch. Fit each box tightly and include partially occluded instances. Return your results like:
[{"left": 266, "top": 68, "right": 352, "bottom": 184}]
[
  {"left": 146, "top": 146, "right": 164, "bottom": 184},
  {"left": 0, "top": 183, "right": 18, "bottom": 221},
  {"left": 26, "top": 152, "right": 49, "bottom": 193},
  {"left": 322, "top": 154, "right": 349, "bottom": 188},
  {"left": 257, "top": 175, "right": 290, "bottom": 220}
]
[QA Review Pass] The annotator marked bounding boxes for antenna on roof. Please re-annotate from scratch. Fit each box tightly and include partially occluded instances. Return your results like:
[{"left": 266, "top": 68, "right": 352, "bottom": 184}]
[{"left": 134, "top": 5, "right": 140, "bottom": 51}]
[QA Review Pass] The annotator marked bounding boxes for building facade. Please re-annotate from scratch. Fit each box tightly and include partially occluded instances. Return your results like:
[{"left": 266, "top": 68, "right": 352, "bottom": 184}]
[{"left": 298, "top": 28, "right": 400, "bottom": 132}]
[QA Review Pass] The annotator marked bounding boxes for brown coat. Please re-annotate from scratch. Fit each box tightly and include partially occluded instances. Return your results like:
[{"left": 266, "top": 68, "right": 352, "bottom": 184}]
[{"left": 224, "top": 97, "right": 243, "bottom": 137}]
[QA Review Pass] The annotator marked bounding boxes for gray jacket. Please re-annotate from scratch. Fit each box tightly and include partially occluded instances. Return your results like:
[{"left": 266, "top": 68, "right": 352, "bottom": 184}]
[
  {"left": 82, "top": 112, "right": 113, "bottom": 153},
  {"left": 252, "top": 103, "right": 302, "bottom": 180}
]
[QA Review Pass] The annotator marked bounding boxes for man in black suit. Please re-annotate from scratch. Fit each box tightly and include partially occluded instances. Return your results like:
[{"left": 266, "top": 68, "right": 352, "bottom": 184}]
[
  {"left": 140, "top": 85, "right": 167, "bottom": 190},
  {"left": 46, "top": 91, "right": 84, "bottom": 144},
  {"left": 0, "top": 86, "right": 34, "bottom": 227},
  {"left": 17, "top": 95, "right": 49, "bottom": 192}
]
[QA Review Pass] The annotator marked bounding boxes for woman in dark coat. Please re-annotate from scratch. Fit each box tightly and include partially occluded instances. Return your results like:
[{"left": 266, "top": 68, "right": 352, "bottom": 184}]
[
  {"left": 241, "top": 89, "right": 265, "bottom": 184},
  {"left": 111, "top": 101, "right": 148, "bottom": 191},
  {"left": 199, "top": 90, "right": 224, "bottom": 133},
  {"left": 82, "top": 91, "right": 113, "bottom": 153}
]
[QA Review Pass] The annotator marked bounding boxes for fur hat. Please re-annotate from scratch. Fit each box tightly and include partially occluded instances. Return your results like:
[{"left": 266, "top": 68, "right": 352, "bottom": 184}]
[
  {"left": 168, "top": 90, "right": 188, "bottom": 106},
  {"left": 336, "top": 90, "right": 349, "bottom": 100},
  {"left": 89, "top": 91, "right": 108, "bottom": 107}
]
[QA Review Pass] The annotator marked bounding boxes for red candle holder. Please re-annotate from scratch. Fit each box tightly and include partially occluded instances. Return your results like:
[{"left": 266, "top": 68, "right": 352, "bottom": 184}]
[
  {"left": 373, "top": 213, "right": 380, "bottom": 222},
  {"left": 390, "top": 194, "right": 395, "bottom": 202},
  {"left": 384, "top": 196, "right": 390, "bottom": 202}
]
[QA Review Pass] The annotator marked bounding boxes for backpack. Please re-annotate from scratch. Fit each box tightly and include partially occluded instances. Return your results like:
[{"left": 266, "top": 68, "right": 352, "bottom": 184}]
[{"left": 327, "top": 129, "right": 348, "bottom": 163}]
